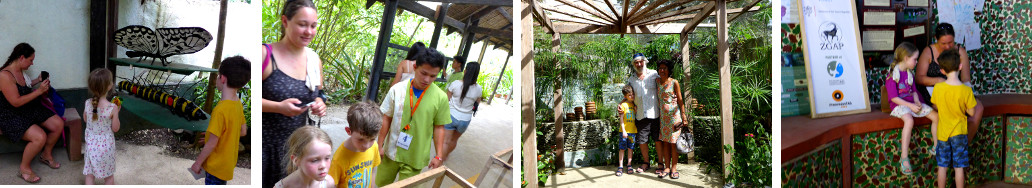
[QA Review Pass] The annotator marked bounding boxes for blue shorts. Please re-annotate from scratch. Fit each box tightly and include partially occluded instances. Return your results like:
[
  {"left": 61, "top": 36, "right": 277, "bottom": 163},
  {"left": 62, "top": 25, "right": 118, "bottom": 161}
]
[
  {"left": 936, "top": 135, "right": 969, "bottom": 168},
  {"left": 618, "top": 134, "right": 636, "bottom": 150},
  {"left": 444, "top": 115, "right": 471, "bottom": 133},
  {"left": 205, "top": 171, "right": 227, "bottom": 185}
]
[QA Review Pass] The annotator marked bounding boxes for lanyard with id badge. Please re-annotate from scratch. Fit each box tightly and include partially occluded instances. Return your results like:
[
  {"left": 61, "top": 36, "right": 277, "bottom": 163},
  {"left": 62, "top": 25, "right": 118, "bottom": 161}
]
[{"left": 397, "top": 81, "right": 424, "bottom": 150}]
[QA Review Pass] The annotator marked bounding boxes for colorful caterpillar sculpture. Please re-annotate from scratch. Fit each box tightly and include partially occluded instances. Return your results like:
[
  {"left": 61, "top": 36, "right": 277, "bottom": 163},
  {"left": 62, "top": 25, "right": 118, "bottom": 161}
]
[{"left": 117, "top": 81, "right": 207, "bottom": 121}]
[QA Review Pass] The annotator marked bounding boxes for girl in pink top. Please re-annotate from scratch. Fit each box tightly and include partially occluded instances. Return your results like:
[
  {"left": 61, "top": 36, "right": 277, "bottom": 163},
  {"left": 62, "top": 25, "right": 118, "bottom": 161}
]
[{"left": 886, "top": 42, "right": 939, "bottom": 175}]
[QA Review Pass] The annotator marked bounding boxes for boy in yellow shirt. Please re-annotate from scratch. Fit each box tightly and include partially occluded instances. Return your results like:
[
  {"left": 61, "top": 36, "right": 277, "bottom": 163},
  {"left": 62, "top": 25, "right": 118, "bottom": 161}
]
[
  {"left": 929, "top": 49, "right": 974, "bottom": 188},
  {"left": 191, "top": 56, "right": 250, "bottom": 185},
  {"left": 328, "top": 101, "right": 383, "bottom": 188},
  {"left": 616, "top": 85, "right": 638, "bottom": 176}
]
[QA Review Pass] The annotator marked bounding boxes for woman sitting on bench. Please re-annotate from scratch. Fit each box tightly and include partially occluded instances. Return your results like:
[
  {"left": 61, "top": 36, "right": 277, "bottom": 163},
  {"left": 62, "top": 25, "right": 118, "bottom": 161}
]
[{"left": 0, "top": 43, "right": 66, "bottom": 183}]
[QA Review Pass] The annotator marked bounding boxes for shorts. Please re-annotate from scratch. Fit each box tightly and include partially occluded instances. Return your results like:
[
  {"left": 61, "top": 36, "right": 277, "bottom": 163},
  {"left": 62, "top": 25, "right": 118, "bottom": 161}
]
[
  {"left": 936, "top": 135, "right": 969, "bottom": 168},
  {"left": 618, "top": 134, "right": 636, "bottom": 150},
  {"left": 205, "top": 171, "right": 227, "bottom": 185},
  {"left": 635, "top": 118, "right": 661, "bottom": 145},
  {"left": 444, "top": 115, "right": 471, "bottom": 133},
  {"left": 889, "top": 103, "right": 933, "bottom": 118}
]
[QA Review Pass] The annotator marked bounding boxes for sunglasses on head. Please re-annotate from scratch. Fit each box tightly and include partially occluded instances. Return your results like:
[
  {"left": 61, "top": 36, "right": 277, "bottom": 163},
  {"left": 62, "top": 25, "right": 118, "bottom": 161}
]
[{"left": 937, "top": 24, "right": 953, "bottom": 30}]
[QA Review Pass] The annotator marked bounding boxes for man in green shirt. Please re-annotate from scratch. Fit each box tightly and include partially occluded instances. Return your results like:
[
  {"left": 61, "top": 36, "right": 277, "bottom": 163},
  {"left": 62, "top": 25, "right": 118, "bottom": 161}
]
[
  {"left": 377, "top": 48, "right": 452, "bottom": 186},
  {"left": 446, "top": 55, "right": 465, "bottom": 88}
]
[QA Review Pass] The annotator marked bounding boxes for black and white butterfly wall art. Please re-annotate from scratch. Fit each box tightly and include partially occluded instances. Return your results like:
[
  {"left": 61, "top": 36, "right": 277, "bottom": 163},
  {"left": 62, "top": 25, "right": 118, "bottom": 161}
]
[{"left": 113, "top": 25, "right": 213, "bottom": 66}]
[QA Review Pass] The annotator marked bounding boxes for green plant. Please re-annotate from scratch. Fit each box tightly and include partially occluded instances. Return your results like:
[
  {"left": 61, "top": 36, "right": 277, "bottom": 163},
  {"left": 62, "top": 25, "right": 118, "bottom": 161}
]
[{"left": 724, "top": 121, "right": 772, "bottom": 187}]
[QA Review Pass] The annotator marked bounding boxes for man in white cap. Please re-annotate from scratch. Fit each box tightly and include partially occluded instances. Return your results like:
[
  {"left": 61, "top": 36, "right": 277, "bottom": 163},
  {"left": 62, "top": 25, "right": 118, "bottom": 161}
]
[{"left": 621, "top": 53, "right": 663, "bottom": 174}]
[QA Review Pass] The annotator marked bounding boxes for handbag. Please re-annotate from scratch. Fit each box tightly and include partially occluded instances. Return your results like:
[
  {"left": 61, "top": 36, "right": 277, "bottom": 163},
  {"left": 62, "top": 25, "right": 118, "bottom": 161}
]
[{"left": 676, "top": 125, "right": 694, "bottom": 154}]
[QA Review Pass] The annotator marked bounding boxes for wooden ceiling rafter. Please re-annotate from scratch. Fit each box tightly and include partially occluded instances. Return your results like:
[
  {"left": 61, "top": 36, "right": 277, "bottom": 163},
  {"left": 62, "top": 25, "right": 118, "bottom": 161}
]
[
  {"left": 580, "top": 0, "right": 618, "bottom": 23},
  {"left": 681, "top": 1, "right": 716, "bottom": 34},
  {"left": 543, "top": 6, "right": 612, "bottom": 26},
  {"left": 529, "top": 0, "right": 759, "bottom": 34},
  {"left": 633, "top": 3, "right": 707, "bottom": 25},
  {"left": 555, "top": 0, "right": 617, "bottom": 23}
]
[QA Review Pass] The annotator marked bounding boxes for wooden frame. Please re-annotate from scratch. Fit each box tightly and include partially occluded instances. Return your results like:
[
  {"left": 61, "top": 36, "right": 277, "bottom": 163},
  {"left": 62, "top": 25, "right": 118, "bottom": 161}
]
[
  {"left": 381, "top": 166, "right": 475, "bottom": 188},
  {"left": 797, "top": 0, "right": 872, "bottom": 118},
  {"left": 474, "top": 148, "right": 513, "bottom": 187}
]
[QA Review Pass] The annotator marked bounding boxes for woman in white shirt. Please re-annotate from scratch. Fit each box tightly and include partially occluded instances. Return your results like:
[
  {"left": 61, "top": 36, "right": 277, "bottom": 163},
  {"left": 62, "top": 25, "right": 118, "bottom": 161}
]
[{"left": 441, "top": 62, "right": 482, "bottom": 159}]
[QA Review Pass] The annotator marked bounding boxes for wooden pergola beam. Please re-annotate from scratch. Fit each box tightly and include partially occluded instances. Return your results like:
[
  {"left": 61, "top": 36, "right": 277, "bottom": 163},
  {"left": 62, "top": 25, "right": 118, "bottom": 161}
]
[
  {"left": 543, "top": 6, "right": 612, "bottom": 27},
  {"left": 469, "top": 26, "right": 513, "bottom": 42},
  {"left": 580, "top": 0, "right": 617, "bottom": 23},
  {"left": 625, "top": 0, "right": 650, "bottom": 21},
  {"left": 681, "top": 1, "right": 716, "bottom": 34},
  {"left": 530, "top": 0, "right": 555, "bottom": 33},
  {"left": 519, "top": 0, "right": 536, "bottom": 186},
  {"left": 551, "top": 22, "right": 692, "bottom": 34},
  {"left": 729, "top": 0, "right": 763, "bottom": 21},
  {"left": 496, "top": 7, "right": 512, "bottom": 23},
  {"left": 554, "top": 0, "right": 616, "bottom": 24},
  {"left": 603, "top": 0, "right": 620, "bottom": 19},
  {"left": 632, "top": 3, "right": 707, "bottom": 25},
  {"left": 625, "top": 0, "right": 672, "bottom": 24},
  {"left": 552, "top": 16, "right": 610, "bottom": 26},
  {"left": 415, "top": 0, "right": 512, "bottom": 6},
  {"left": 386, "top": 0, "right": 466, "bottom": 32},
  {"left": 460, "top": 5, "right": 495, "bottom": 22},
  {"left": 639, "top": 5, "right": 760, "bottom": 26},
  {"left": 627, "top": 0, "right": 692, "bottom": 24}
]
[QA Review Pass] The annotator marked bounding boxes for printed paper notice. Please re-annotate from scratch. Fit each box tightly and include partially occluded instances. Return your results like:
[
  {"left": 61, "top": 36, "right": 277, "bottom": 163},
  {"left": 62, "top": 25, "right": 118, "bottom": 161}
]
[
  {"left": 908, "top": 0, "right": 928, "bottom": 6},
  {"left": 864, "top": 0, "right": 890, "bottom": 6},
  {"left": 904, "top": 26, "right": 924, "bottom": 37},
  {"left": 864, "top": 11, "right": 895, "bottom": 26},
  {"left": 862, "top": 30, "right": 894, "bottom": 51}
]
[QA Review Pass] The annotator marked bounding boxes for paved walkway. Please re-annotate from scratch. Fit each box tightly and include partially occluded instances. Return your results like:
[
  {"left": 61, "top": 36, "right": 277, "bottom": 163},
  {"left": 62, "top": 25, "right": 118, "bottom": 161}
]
[
  {"left": 320, "top": 99, "right": 514, "bottom": 187},
  {"left": 0, "top": 143, "right": 250, "bottom": 185},
  {"left": 545, "top": 160, "right": 722, "bottom": 188}
]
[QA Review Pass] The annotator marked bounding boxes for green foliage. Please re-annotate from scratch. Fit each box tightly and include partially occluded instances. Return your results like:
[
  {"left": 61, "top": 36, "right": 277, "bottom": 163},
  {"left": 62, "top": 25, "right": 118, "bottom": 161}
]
[
  {"left": 724, "top": 121, "right": 773, "bottom": 187},
  {"left": 190, "top": 76, "right": 252, "bottom": 128},
  {"left": 263, "top": 0, "right": 429, "bottom": 103}
]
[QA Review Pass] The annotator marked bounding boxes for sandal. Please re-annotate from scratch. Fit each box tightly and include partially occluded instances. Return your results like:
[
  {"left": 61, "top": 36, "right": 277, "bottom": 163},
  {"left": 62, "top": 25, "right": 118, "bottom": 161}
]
[
  {"left": 654, "top": 165, "right": 664, "bottom": 175},
  {"left": 616, "top": 167, "right": 624, "bottom": 177},
  {"left": 17, "top": 170, "right": 40, "bottom": 183},
  {"left": 671, "top": 171, "right": 681, "bottom": 179},
  {"left": 38, "top": 156, "right": 60, "bottom": 169},
  {"left": 636, "top": 164, "right": 648, "bottom": 174},
  {"left": 900, "top": 157, "right": 913, "bottom": 175},
  {"left": 658, "top": 168, "right": 668, "bottom": 178}
]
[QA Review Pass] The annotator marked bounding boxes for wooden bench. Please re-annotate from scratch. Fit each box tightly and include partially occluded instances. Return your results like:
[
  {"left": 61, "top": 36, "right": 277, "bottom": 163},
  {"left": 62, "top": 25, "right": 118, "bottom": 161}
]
[
  {"left": 782, "top": 94, "right": 1032, "bottom": 161},
  {"left": 0, "top": 108, "right": 84, "bottom": 161}
]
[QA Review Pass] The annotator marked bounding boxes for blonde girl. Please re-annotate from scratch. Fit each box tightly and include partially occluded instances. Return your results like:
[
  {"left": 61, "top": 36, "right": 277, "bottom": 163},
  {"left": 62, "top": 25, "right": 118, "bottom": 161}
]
[
  {"left": 83, "top": 68, "right": 120, "bottom": 184},
  {"left": 275, "top": 126, "right": 335, "bottom": 188},
  {"left": 886, "top": 42, "right": 939, "bottom": 175}
]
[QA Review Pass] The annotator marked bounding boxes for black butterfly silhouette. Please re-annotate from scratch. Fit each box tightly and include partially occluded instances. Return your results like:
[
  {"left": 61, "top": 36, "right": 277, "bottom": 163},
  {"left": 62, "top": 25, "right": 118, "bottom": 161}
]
[{"left": 113, "top": 25, "right": 213, "bottom": 66}]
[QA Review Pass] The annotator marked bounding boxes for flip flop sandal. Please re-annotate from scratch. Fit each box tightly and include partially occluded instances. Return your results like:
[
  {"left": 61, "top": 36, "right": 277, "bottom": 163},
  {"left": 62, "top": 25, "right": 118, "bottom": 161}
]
[
  {"left": 671, "top": 172, "right": 681, "bottom": 179},
  {"left": 637, "top": 164, "right": 649, "bottom": 174},
  {"left": 658, "top": 169, "right": 668, "bottom": 179},
  {"left": 17, "top": 170, "right": 40, "bottom": 184},
  {"left": 38, "top": 156, "right": 60, "bottom": 169},
  {"left": 900, "top": 158, "right": 913, "bottom": 175},
  {"left": 616, "top": 167, "right": 624, "bottom": 177}
]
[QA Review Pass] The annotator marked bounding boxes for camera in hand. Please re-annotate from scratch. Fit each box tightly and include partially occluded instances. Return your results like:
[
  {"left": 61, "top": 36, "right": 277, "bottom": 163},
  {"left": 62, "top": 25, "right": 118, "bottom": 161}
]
[{"left": 40, "top": 71, "right": 49, "bottom": 80}]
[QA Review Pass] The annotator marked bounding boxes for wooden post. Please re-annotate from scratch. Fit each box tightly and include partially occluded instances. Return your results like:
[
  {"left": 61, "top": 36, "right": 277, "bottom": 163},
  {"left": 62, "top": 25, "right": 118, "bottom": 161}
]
[
  {"left": 202, "top": 0, "right": 228, "bottom": 112},
  {"left": 520, "top": 0, "right": 537, "bottom": 186},
  {"left": 679, "top": 32, "right": 692, "bottom": 135},
  {"left": 462, "top": 19, "right": 480, "bottom": 58},
  {"left": 476, "top": 40, "right": 489, "bottom": 63},
  {"left": 488, "top": 53, "right": 511, "bottom": 104},
  {"left": 364, "top": 0, "right": 398, "bottom": 101},
  {"left": 715, "top": 0, "right": 733, "bottom": 177},
  {"left": 550, "top": 32, "right": 565, "bottom": 174},
  {"left": 429, "top": 3, "right": 449, "bottom": 49}
]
